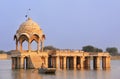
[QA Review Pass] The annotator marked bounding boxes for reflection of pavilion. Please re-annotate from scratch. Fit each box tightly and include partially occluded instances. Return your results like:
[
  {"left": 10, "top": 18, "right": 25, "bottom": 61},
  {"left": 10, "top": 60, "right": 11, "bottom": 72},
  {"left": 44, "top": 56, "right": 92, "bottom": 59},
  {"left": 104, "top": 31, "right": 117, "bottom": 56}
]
[{"left": 11, "top": 18, "right": 111, "bottom": 70}]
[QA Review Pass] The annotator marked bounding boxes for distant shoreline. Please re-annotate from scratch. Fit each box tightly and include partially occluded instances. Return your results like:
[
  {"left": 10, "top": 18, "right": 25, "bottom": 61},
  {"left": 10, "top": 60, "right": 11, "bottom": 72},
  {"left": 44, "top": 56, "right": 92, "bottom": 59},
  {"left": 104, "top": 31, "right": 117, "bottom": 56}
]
[
  {"left": 0, "top": 54, "right": 11, "bottom": 60},
  {"left": 111, "top": 56, "right": 120, "bottom": 60}
]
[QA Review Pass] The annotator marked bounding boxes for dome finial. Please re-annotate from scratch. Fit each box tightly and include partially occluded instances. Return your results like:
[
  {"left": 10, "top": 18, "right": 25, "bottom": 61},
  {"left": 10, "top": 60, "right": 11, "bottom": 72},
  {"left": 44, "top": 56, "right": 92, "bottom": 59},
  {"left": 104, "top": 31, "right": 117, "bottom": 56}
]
[{"left": 27, "top": 17, "right": 32, "bottom": 20}]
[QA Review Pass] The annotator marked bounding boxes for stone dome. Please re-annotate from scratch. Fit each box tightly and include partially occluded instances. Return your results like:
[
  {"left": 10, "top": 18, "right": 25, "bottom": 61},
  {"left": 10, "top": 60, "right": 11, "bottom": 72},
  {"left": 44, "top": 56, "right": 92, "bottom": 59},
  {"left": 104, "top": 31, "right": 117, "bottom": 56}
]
[
  {"left": 14, "top": 17, "right": 45, "bottom": 52},
  {"left": 15, "top": 18, "right": 44, "bottom": 40}
]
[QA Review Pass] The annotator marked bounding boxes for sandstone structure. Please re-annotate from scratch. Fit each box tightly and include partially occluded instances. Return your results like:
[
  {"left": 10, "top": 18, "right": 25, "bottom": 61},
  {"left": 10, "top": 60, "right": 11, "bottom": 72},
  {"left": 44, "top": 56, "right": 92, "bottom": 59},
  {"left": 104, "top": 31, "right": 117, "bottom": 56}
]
[{"left": 11, "top": 18, "right": 111, "bottom": 70}]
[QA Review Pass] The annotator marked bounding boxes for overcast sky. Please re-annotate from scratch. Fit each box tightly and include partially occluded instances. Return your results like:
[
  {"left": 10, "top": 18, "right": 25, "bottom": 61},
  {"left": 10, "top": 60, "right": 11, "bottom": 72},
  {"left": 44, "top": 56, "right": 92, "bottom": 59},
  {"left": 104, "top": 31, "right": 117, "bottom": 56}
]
[{"left": 0, "top": 0, "right": 120, "bottom": 51}]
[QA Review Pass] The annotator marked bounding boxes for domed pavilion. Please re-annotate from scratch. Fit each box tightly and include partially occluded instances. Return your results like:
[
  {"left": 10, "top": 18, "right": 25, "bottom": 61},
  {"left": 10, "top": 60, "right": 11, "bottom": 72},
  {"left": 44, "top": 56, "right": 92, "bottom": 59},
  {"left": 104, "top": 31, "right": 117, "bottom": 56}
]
[
  {"left": 11, "top": 18, "right": 111, "bottom": 70},
  {"left": 11, "top": 18, "right": 48, "bottom": 69},
  {"left": 14, "top": 18, "right": 45, "bottom": 52}
]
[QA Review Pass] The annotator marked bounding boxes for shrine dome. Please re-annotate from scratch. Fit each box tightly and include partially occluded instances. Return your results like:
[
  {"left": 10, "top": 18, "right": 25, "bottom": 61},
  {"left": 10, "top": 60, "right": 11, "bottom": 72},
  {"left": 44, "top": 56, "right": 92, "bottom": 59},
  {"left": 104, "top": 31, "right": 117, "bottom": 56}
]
[{"left": 14, "top": 18, "right": 45, "bottom": 41}]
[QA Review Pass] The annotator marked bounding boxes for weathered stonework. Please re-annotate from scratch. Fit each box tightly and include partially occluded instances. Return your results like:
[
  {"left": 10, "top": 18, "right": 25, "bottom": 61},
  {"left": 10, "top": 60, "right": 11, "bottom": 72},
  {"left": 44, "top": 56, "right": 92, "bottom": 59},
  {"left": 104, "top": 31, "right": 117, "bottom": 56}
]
[
  {"left": 11, "top": 18, "right": 111, "bottom": 70},
  {"left": 14, "top": 18, "right": 45, "bottom": 52}
]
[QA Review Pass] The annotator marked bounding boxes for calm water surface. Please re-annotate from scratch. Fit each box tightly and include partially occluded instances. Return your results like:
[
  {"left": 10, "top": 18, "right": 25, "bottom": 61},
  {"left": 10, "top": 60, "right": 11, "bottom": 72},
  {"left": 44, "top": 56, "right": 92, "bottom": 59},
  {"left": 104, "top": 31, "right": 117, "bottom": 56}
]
[{"left": 0, "top": 60, "right": 120, "bottom": 79}]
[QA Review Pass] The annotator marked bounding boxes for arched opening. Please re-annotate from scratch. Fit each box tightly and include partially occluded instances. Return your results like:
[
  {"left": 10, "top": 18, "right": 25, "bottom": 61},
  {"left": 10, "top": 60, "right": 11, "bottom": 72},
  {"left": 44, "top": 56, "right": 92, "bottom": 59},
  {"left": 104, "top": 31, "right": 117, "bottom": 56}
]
[
  {"left": 31, "top": 40, "right": 37, "bottom": 51},
  {"left": 76, "top": 56, "right": 80, "bottom": 69},
  {"left": 48, "top": 55, "right": 53, "bottom": 68},
  {"left": 22, "top": 40, "right": 28, "bottom": 51},
  {"left": 66, "top": 57, "right": 74, "bottom": 70},
  {"left": 30, "top": 34, "right": 39, "bottom": 52},
  {"left": 24, "top": 57, "right": 29, "bottom": 69},
  {"left": 18, "top": 34, "right": 29, "bottom": 51},
  {"left": 41, "top": 57, "right": 45, "bottom": 64}
]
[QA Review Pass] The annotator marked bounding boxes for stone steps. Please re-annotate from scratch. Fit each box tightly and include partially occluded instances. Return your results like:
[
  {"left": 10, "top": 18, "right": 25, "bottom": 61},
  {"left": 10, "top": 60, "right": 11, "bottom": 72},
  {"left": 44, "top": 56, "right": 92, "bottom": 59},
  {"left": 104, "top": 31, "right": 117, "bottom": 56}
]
[{"left": 30, "top": 56, "right": 42, "bottom": 68}]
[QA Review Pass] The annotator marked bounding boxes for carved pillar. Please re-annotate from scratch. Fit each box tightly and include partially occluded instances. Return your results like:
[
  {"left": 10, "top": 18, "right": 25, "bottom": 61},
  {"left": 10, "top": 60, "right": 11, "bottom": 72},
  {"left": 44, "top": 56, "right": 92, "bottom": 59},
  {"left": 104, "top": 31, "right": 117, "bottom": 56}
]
[
  {"left": 102, "top": 56, "right": 111, "bottom": 70},
  {"left": 37, "top": 41, "right": 40, "bottom": 53},
  {"left": 74, "top": 56, "right": 77, "bottom": 70},
  {"left": 60, "top": 57, "right": 62, "bottom": 69},
  {"left": 20, "top": 42, "right": 22, "bottom": 52},
  {"left": 16, "top": 41, "right": 18, "bottom": 50},
  {"left": 41, "top": 41, "right": 44, "bottom": 52},
  {"left": 93, "top": 56, "right": 100, "bottom": 69},
  {"left": 80, "top": 56, "right": 84, "bottom": 69},
  {"left": 20, "top": 57, "right": 24, "bottom": 69},
  {"left": 106, "top": 56, "right": 111, "bottom": 68},
  {"left": 28, "top": 41, "right": 31, "bottom": 52},
  {"left": 56, "top": 56, "right": 59, "bottom": 69},
  {"left": 45, "top": 56, "right": 48, "bottom": 68},
  {"left": 63, "top": 56, "right": 66, "bottom": 70}
]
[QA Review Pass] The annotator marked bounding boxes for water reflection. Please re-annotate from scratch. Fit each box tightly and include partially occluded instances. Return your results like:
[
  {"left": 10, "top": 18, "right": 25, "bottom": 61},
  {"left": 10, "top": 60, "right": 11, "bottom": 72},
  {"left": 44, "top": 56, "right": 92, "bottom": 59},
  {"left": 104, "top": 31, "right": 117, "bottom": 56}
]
[
  {"left": 0, "top": 68, "right": 113, "bottom": 79},
  {"left": 0, "top": 60, "right": 120, "bottom": 79},
  {"left": 12, "top": 69, "right": 42, "bottom": 79},
  {"left": 0, "top": 68, "right": 112, "bottom": 79}
]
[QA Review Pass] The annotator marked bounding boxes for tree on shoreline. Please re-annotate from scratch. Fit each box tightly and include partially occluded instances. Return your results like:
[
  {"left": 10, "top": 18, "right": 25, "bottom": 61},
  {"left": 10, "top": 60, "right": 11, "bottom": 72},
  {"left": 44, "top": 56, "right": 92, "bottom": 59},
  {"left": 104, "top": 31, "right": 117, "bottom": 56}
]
[
  {"left": 0, "top": 50, "right": 5, "bottom": 54},
  {"left": 106, "top": 47, "right": 118, "bottom": 56},
  {"left": 82, "top": 45, "right": 103, "bottom": 52},
  {"left": 43, "top": 46, "right": 59, "bottom": 51}
]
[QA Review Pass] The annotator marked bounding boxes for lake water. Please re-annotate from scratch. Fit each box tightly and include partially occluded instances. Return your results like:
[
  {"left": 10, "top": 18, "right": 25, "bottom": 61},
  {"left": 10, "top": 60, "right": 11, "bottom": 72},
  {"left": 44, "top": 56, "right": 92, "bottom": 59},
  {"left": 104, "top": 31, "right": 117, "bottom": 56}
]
[{"left": 0, "top": 60, "right": 120, "bottom": 79}]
